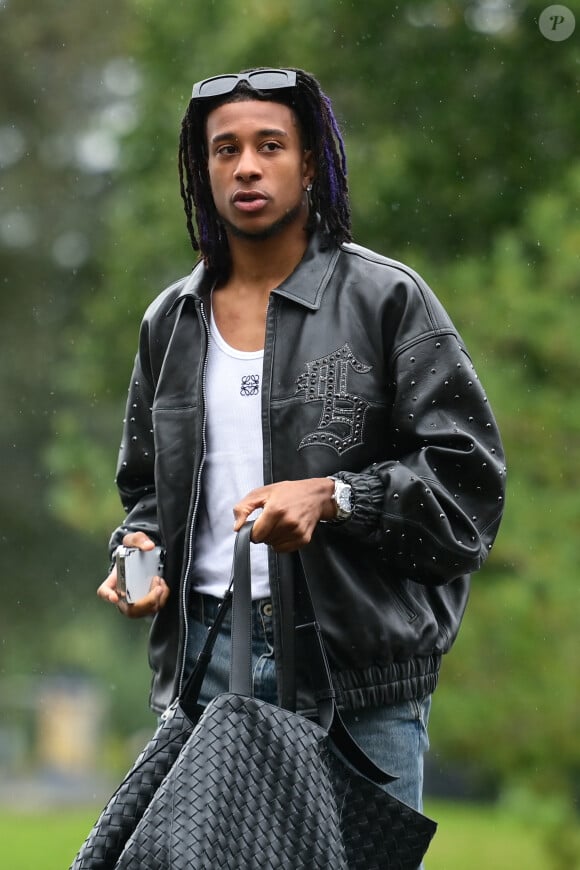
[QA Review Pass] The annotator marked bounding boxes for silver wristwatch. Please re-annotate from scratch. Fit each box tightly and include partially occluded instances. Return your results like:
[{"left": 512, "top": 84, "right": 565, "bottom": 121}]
[{"left": 328, "top": 476, "right": 353, "bottom": 520}]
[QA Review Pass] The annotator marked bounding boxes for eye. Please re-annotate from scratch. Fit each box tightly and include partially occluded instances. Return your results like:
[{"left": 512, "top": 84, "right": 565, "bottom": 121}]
[
  {"left": 260, "top": 141, "right": 283, "bottom": 152},
  {"left": 215, "top": 144, "right": 238, "bottom": 157}
]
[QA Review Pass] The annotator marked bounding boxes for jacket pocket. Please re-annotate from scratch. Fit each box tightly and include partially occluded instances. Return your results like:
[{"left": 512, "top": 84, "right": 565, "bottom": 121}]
[{"left": 390, "top": 584, "right": 418, "bottom": 623}]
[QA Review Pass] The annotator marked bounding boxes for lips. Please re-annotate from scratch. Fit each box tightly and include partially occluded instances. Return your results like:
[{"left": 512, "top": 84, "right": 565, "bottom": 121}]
[{"left": 232, "top": 189, "right": 269, "bottom": 213}]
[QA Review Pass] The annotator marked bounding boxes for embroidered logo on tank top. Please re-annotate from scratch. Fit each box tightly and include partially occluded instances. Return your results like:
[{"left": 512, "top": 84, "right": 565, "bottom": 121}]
[
  {"left": 295, "top": 343, "right": 372, "bottom": 455},
  {"left": 240, "top": 374, "right": 260, "bottom": 396}
]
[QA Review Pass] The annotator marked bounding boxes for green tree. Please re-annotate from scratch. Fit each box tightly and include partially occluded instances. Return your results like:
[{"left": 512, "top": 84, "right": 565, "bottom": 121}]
[
  {"left": 48, "top": 0, "right": 580, "bottom": 531},
  {"left": 423, "top": 163, "right": 580, "bottom": 798},
  {"left": 0, "top": 1, "right": 156, "bottom": 727}
]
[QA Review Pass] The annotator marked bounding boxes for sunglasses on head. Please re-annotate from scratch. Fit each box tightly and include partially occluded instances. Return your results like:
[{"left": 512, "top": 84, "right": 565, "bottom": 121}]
[{"left": 191, "top": 69, "right": 297, "bottom": 101}]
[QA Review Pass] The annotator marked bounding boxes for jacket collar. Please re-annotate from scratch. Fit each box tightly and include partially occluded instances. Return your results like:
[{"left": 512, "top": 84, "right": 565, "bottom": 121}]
[{"left": 174, "top": 229, "right": 340, "bottom": 312}]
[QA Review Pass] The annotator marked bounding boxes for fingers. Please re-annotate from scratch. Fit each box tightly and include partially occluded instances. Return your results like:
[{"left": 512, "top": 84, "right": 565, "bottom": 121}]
[
  {"left": 252, "top": 510, "right": 311, "bottom": 552},
  {"left": 233, "top": 479, "right": 334, "bottom": 552},
  {"left": 233, "top": 489, "right": 267, "bottom": 532},
  {"left": 122, "top": 531, "right": 156, "bottom": 550},
  {"left": 121, "top": 576, "right": 170, "bottom": 620},
  {"left": 97, "top": 570, "right": 121, "bottom": 605},
  {"left": 97, "top": 563, "right": 170, "bottom": 619}
]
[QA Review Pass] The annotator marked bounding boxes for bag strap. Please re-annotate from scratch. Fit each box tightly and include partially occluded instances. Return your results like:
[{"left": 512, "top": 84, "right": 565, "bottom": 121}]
[
  {"left": 179, "top": 587, "right": 234, "bottom": 719},
  {"left": 277, "top": 548, "right": 296, "bottom": 711},
  {"left": 180, "top": 521, "right": 254, "bottom": 711},
  {"left": 180, "top": 522, "right": 255, "bottom": 715},
  {"left": 231, "top": 524, "right": 396, "bottom": 785},
  {"left": 228, "top": 522, "right": 334, "bottom": 708},
  {"left": 291, "top": 550, "right": 397, "bottom": 784},
  {"left": 179, "top": 522, "right": 331, "bottom": 707},
  {"left": 229, "top": 520, "right": 254, "bottom": 695},
  {"left": 294, "top": 617, "right": 396, "bottom": 784},
  {"left": 181, "top": 522, "right": 396, "bottom": 786}
]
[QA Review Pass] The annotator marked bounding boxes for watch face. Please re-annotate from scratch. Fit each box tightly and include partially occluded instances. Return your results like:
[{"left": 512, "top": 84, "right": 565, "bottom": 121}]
[
  {"left": 335, "top": 481, "right": 352, "bottom": 516},
  {"left": 338, "top": 488, "right": 352, "bottom": 512}
]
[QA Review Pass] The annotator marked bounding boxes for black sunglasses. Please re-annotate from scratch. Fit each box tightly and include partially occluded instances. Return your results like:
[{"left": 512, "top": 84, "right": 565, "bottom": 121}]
[{"left": 191, "top": 69, "right": 297, "bottom": 101}]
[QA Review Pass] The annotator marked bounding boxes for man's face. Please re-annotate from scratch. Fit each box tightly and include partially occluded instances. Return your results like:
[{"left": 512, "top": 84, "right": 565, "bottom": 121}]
[{"left": 205, "top": 99, "right": 314, "bottom": 241}]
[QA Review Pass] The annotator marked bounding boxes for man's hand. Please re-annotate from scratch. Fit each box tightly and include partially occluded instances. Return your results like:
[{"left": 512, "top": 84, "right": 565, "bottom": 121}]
[
  {"left": 233, "top": 478, "right": 336, "bottom": 552},
  {"left": 97, "top": 531, "right": 170, "bottom": 619}
]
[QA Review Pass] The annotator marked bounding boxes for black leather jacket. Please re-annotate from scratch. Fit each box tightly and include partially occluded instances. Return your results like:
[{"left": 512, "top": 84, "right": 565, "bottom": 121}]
[{"left": 110, "top": 231, "right": 505, "bottom": 715}]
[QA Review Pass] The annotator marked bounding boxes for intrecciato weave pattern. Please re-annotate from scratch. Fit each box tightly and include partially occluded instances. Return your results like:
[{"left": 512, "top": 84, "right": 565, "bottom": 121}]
[
  {"left": 335, "top": 762, "right": 434, "bottom": 870},
  {"left": 113, "top": 693, "right": 436, "bottom": 870},
  {"left": 72, "top": 527, "right": 436, "bottom": 869},
  {"left": 71, "top": 702, "right": 196, "bottom": 870}
]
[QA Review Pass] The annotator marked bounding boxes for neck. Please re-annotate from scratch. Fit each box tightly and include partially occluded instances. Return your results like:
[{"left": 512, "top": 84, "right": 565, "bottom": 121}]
[
  {"left": 228, "top": 235, "right": 308, "bottom": 291},
  {"left": 222, "top": 210, "right": 310, "bottom": 293}
]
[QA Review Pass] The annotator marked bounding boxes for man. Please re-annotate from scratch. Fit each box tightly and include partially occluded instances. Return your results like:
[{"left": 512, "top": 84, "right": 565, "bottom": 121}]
[{"left": 98, "top": 68, "right": 505, "bottom": 816}]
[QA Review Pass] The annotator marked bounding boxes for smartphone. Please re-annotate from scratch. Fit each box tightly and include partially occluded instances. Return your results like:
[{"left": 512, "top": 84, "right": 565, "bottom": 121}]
[{"left": 115, "top": 546, "right": 165, "bottom": 604}]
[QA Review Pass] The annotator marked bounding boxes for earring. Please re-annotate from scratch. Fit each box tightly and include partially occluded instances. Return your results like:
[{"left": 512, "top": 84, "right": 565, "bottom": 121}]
[{"left": 305, "top": 183, "right": 313, "bottom": 192}]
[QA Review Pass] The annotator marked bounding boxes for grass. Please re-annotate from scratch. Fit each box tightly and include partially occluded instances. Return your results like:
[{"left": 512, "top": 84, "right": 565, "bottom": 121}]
[
  {"left": 0, "top": 807, "right": 101, "bottom": 870},
  {"left": 423, "top": 800, "right": 553, "bottom": 869},
  {"left": 0, "top": 800, "right": 558, "bottom": 869}
]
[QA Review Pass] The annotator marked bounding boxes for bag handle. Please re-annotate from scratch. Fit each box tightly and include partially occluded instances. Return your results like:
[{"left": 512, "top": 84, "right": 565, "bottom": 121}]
[
  {"left": 182, "top": 522, "right": 396, "bottom": 785},
  {"left": 180, "top": 521, "right": 255, "bottom": 714},
  {"left": 179, "top": 593, "right": 235, "bottom": 722},
  {"left": 229, "top": 522, "right": 335, "bottom": 707},
  {"left": 231, "top": 523, "right": 396, "bottom": 785},
  {"left": 180, "top": 522, "right": 294, "bottom": 709},
  {"left": 181, "top": 521, "right": 332, "bottom": 707},
  {"left": 229, "top": 520, "right": 254, "bottom": 695}
]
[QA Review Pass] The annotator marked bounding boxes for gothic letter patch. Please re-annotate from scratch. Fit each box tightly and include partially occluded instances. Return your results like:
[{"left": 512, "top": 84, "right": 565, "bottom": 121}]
[{"left": 295, "top": 343, "right": 372, "bottom": 454}]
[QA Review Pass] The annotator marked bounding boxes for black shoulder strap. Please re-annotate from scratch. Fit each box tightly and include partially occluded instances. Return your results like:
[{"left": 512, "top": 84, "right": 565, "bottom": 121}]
[
  {"left": 229, "top": 521, "right": 254, "bottom": 695},
  {"left": 294, "top": 552, "right": 397, "bottom": 785},
  {"left": 277, "top": 551, "right": 296, "bottom": 712},
  {"left": 179, "top": 584, "right": 232, "bottom": 720}
]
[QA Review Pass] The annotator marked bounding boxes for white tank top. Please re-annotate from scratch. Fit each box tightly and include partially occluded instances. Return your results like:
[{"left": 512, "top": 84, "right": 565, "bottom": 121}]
[{"left": 191, "top": 307, "right": 270, "bottom": 600}]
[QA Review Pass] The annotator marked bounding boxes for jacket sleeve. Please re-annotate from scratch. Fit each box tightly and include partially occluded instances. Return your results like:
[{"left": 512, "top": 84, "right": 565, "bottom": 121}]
[
  {"left": 334, "top": 329, "right": 506, "bottom": 586},
  {"left": 108, "top": 317, "right": 161, "bottom": 560}
]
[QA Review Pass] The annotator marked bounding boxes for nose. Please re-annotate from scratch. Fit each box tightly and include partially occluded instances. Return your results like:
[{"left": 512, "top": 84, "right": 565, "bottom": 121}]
[{"left": 234, "top": 146, "right": 262, "bottom": 181}]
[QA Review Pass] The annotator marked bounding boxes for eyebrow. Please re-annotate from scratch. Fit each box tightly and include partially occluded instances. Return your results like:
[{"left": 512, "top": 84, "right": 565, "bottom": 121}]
[{"left": 210, "top": 128, "right": 290, "bottom": 144}]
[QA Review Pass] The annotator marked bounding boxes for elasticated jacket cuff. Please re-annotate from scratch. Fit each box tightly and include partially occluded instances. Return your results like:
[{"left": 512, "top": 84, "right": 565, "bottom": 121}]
[{"left": 333, "top": 470, "right": 384, "bottom": 538}]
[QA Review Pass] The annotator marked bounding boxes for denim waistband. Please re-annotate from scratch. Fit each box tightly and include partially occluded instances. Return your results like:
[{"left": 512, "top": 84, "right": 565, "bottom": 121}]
[{"left": 189, "top": 591, "right": 274, "bottom": 644}]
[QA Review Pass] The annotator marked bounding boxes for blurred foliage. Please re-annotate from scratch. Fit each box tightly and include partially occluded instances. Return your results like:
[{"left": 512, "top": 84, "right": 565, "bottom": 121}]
[
  {"left": 423, "top": 162, "right": 580, "bottom": 799},
  {"left": 0, "top": 0, "right": 149, "bottom": 733},
  {"left": 499, "top": 785, "right": 580, "bottom": 870},
  {"left": 2, "top": 0, "right": 579, "bottom": 816}
]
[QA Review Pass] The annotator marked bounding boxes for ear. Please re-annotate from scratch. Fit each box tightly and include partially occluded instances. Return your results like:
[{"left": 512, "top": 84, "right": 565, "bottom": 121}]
[{"left": 302, "top": 148, "right": 316, "bottom": 188}]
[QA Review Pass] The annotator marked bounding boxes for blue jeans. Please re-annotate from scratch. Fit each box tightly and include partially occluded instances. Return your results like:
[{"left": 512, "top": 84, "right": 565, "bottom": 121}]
[
  {"left": 186, "top": 592, "right": 431, "bottom": 813},
  {"left": 187, "top": 593, "right": 279, "bottom": 706}
]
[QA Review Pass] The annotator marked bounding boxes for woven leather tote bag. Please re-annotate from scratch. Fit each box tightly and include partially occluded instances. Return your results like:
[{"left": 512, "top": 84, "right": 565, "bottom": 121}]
[{"left": 110, "top": 523, "right": 436, "bottom": 869}]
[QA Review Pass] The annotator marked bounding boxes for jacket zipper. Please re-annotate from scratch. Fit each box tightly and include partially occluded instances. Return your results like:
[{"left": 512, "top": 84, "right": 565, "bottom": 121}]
[
  {"left": 177, "top": 299, "right": 210, "bottom": 696},
  {"left": 260, "top": 294, "right": 286, "bottom": 703}
]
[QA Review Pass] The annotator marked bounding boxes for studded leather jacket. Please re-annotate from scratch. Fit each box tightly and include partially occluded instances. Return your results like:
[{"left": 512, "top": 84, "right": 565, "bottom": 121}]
[{"left": 109, "top": 230, "right": 506, "bottom": 715}]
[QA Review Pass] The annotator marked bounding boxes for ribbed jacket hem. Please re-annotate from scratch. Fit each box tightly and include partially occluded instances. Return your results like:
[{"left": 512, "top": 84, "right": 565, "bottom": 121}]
[
  {"left": 332, "top": 654, "right": 442, "bottom": 711},
  {"left": 297, "top": 654, "right": 441, "bottom": 718}
]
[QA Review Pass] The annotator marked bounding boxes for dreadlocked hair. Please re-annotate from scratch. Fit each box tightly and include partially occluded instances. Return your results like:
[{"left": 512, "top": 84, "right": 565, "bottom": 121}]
[{"left": 178, "top": 68, "right": 352, "bottom": 279}]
